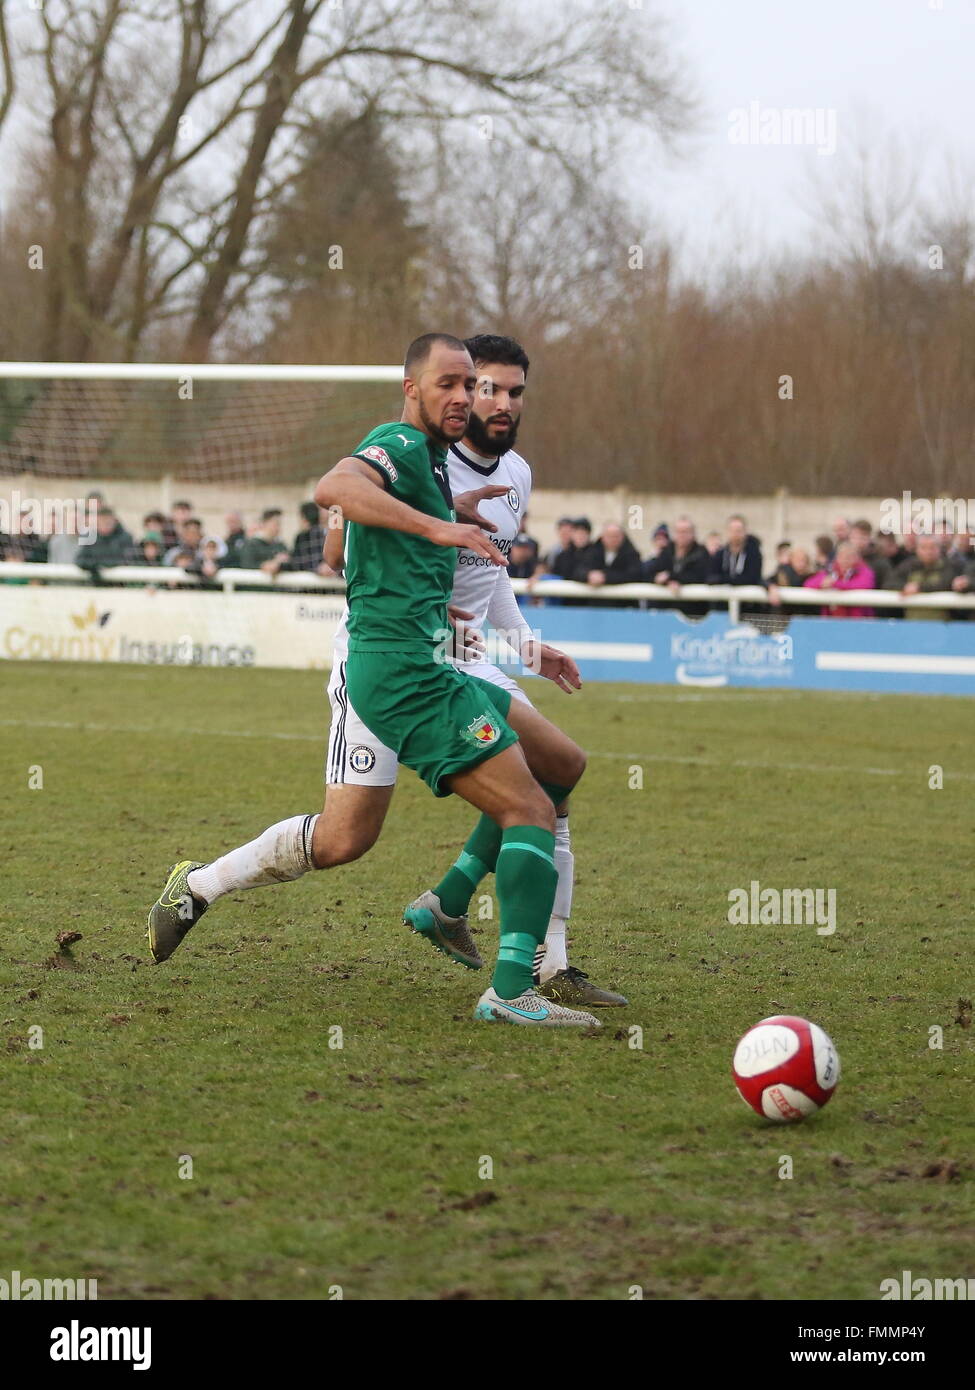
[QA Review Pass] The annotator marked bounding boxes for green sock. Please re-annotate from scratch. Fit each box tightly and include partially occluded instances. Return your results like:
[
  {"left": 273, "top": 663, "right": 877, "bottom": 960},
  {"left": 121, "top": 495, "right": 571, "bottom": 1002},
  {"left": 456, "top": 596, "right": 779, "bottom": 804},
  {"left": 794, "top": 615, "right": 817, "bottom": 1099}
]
[
  {"left": 433, "top": 783, "right": 572, "bottom": 919},
  {"left": 433, "top": 815, "right": 501, "bottom": 917},
  {"left": 492, "top": 824, "right": 557, "bottom": 999}
]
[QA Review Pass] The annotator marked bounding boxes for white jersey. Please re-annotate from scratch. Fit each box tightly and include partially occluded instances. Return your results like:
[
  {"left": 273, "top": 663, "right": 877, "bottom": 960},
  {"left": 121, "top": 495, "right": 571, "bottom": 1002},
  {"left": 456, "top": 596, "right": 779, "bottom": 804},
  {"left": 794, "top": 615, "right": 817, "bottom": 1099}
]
[
  {"left": 447, "top": 440, "right": 532, "bottom": 634},
  {"left": 330, "top": 439, "right": 532, "bottom": 664}
]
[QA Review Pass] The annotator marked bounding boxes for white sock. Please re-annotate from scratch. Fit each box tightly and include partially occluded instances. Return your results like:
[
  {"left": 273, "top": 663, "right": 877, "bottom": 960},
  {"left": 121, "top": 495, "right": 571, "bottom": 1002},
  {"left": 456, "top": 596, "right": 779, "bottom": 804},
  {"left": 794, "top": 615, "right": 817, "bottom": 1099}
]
[
  {"left": 538, "top": 917, "right": 568, "bottom": 982},
  {"left": 537, "top": 815, "right": 573, "bottom": 982},
  {"left": 188, "top": 813, "right": 319, "bottom": 905}
]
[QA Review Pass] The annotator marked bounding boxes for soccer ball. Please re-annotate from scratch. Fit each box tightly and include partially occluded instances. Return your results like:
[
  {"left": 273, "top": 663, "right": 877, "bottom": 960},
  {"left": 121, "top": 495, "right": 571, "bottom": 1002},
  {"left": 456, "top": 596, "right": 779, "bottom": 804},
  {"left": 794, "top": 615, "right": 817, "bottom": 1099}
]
[{"left": 732, "top": 1015, "right": 840, "bottom": 1122}]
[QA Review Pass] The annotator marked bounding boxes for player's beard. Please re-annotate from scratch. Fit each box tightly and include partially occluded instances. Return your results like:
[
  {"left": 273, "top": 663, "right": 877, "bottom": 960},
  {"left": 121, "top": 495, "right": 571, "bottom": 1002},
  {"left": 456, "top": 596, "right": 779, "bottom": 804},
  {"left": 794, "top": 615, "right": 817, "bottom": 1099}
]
[
  {"left": 417, "top": 395, "right": 466, "bottom": 447},
  {"left": 466, "top": 410, "right": 519, "bottom": 457}
]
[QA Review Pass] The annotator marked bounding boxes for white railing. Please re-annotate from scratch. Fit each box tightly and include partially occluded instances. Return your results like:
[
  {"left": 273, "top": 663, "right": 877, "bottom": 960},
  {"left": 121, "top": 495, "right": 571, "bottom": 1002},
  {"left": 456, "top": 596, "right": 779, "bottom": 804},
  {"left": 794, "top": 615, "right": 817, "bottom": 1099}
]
[
  {"left": 2, "top": 562, "right": 974, "bottom": 620},
  {"left": 508, "top": 580, "right": 975, "bottom": 622}
]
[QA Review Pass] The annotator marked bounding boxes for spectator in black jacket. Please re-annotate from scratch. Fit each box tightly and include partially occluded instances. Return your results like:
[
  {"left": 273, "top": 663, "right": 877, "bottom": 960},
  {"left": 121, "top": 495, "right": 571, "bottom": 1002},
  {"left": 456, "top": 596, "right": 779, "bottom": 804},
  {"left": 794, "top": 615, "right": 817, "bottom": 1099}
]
[
  {"left": 645, "top": 516, "right": 711, "bottom": 615},
  {"left": 575, "top": 522, "right": 643, "bottom": 588},
  {"left": 1, "top": 509, "right": 47, "bottom": 562},
  {"left": 850, "top": 519, "right": 891, "bottom": 589},
  {"left": 767, "top": 543, "right": 815, "bottom": 615},
  {"left": 709, "top": 515, "right": 763, "bottom": 585},
  {"left": 76, "top": 507, "right": 133, "bottom": 579},
  {"left": 291, "top": 502, "right": 329, "bottom": 574},
  {"left": 550, "top": 517, "right": 592, "bottom": 580},
  {"left": 875, "top": 531, "right": 908, "bottom": 574},
  {"left": 765, "top": 541, "right": 796, "bottom": 587},
  {"left": 508, "top": 532, "right": 538, "bottom": 579},
  {"left": 224, "top": 512, "right": 247, "bottom": 563},
  {"left": 237, "top": 509, "right": 291, "bottom": 575}
]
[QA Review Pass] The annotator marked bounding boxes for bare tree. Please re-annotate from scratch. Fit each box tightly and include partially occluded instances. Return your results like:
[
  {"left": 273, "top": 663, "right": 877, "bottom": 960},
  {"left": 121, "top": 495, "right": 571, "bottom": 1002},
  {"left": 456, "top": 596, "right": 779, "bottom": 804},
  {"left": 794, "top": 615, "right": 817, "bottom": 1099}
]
[{"left": 0, "top": 0, "right": 692, "bottom": 362}]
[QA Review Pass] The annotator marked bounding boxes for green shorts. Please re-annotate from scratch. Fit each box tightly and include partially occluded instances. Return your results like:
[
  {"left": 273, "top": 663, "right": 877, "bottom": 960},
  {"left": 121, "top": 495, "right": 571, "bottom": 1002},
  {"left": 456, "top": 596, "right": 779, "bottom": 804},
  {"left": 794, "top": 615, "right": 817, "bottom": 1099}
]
[{"left": 344, "top": 648, "right": 518, "bottom": 796}]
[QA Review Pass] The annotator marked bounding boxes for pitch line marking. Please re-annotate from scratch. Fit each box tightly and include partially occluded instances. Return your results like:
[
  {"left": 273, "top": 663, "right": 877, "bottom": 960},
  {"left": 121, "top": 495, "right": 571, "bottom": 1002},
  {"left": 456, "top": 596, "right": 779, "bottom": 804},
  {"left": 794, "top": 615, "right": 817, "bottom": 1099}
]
[{"left": 2, "top": 717, "right": 972, "bottom": 782}]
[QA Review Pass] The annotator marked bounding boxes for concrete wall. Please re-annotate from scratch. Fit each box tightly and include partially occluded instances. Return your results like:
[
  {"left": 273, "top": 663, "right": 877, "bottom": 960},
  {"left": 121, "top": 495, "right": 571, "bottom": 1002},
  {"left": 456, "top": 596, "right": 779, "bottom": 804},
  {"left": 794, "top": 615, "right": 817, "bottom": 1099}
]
[{"left": 0, "top": 473, "right": 890, "bottom": 556}]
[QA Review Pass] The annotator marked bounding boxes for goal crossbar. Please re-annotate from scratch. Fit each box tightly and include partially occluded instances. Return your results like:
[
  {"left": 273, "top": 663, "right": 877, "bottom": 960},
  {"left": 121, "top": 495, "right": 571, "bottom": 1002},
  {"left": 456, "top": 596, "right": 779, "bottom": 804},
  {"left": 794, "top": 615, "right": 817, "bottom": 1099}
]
[{"left": 0, "top": 363, "right": 402, "bottom": 383}]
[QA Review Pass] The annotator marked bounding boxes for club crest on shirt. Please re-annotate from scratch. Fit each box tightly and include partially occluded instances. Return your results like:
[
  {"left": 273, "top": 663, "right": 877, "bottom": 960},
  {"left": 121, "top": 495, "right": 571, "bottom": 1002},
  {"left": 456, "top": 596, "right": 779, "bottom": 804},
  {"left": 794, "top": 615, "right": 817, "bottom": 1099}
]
[
  {"left": 464, "top": 713, "right": 500, "bottom": 746},
  {"left": 506, "top": 487, "right": 520, "bottom": 513},
  {"left": 359, "top": 445, "right": 398, "bottom": 481}
]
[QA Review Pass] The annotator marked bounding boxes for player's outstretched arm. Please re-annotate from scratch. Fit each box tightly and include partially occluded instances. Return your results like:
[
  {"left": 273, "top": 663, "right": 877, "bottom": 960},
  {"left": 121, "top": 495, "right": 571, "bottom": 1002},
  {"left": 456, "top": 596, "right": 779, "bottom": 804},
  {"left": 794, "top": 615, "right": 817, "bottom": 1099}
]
[
  {"left": 485, "top": 567, "right": 582, "bottom": 693},
  {"left": 315, "top": 459, "right": 506, "bottom": 565}
]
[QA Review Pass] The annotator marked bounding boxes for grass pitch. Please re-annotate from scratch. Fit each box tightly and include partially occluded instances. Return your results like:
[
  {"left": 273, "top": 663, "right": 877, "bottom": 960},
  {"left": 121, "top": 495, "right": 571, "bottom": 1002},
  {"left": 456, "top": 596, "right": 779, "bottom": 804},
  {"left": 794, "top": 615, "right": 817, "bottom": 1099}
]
[{"left": 1, "top": 662, "right": 972, "bottom": 1300}]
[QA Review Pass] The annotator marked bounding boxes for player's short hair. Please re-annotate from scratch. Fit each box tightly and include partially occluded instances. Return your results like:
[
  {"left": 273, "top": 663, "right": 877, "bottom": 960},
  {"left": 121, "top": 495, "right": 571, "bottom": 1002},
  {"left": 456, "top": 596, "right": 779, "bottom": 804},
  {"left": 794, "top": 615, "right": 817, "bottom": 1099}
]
[
  {"left": 404, "top": 333, "right": 468, "bottom": 377},
  {"left": 261, "top": 508, "right": 282, "bottom": 523},
  {"left": 464, "top": 334, "right": 530, "bottom": 378},
  {"left": 300, "top": 501, "right": 319, "bottom": 526}
]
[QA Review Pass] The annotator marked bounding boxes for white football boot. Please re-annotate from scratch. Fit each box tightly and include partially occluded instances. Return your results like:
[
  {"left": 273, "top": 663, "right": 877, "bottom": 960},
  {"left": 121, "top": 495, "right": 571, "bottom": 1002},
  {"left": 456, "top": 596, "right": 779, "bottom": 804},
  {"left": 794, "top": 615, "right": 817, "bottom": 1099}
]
[{"left": 473, "top": 986, "right": 600, "bottom": 1028}]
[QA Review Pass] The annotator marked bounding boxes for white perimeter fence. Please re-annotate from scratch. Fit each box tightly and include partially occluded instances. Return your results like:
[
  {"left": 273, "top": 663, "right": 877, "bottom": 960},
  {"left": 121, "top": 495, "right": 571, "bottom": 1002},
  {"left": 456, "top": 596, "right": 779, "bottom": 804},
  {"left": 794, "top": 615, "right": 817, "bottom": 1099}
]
[{"left": 3, "top": 564, "right": 975, "bottom": 622}]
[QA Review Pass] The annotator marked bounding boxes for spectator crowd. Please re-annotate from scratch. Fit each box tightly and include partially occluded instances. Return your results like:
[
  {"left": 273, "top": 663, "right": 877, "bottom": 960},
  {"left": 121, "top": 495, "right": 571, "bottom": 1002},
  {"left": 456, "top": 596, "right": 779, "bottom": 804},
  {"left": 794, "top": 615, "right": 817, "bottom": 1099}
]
[
  {"left": 514, "top": 512, "right": 975, "bottom": 621},
  {"left": 0, "top": 494, "right": 338, "bottom": 585},
  {"left": 2, "top": 493, "right": 974, "bottom": 620}
]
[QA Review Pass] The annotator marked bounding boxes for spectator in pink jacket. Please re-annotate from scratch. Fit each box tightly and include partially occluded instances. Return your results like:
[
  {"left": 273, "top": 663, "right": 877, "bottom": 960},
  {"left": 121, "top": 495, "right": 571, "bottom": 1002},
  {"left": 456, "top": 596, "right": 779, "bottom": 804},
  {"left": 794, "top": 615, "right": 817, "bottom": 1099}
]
[{"left": 803, "top": 542, "right": 876, "bottom": 617}]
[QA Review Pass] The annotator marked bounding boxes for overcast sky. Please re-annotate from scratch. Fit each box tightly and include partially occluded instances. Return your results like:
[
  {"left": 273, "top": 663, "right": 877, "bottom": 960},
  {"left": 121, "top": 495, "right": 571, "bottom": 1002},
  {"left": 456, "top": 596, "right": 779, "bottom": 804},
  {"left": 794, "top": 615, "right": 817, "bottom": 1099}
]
[
  {"left": 646, "top": 0, "right": 975, "bottom": 270},
  {"left": 2, "top": 0, "right": 971, "bottom": 278}
]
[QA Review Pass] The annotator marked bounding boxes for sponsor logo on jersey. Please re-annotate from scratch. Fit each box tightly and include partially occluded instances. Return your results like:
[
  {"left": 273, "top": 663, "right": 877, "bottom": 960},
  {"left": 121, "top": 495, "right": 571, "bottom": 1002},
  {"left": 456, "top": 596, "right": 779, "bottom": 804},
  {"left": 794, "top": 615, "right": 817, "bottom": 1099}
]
[
  {"left": 507, "top": 487, "right": 520, "bottom": 512},
  {"left": 394, "top": 433, "right": 416, "bottom": 448},
  {"left": 458, "top": 535, "right": 513, "bottom": 566},
  {"left": 349, "top": 745, "right": 377, "bottom": 773},
  {"left": 464, "top": 714, "right": 500, "bottom": 746},
  {"left": 359, "top": 446, "right": 398, "bottom": 480}
]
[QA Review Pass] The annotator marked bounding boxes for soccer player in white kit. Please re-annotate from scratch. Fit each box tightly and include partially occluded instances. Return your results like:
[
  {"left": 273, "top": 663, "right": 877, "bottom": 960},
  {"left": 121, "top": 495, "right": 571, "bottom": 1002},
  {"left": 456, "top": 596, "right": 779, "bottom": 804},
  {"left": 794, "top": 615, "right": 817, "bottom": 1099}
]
[{"left": 326, "top": 334, "right": 627, "bottom": 1008}]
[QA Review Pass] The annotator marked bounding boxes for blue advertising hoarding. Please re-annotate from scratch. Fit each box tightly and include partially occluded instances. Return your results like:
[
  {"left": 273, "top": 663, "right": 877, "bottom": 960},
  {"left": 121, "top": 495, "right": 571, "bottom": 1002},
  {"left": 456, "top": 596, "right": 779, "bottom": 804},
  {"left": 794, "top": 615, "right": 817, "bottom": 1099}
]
[{"left": 496, "top": 608, "right": 975, "bottom": 695}]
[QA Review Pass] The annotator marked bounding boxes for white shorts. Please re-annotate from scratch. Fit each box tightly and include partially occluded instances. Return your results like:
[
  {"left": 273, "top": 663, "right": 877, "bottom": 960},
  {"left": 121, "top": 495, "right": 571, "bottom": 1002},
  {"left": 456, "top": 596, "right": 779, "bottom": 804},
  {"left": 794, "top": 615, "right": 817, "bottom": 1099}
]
[{"left": 324, "top": 656, "right": 531, "bottom": 787}]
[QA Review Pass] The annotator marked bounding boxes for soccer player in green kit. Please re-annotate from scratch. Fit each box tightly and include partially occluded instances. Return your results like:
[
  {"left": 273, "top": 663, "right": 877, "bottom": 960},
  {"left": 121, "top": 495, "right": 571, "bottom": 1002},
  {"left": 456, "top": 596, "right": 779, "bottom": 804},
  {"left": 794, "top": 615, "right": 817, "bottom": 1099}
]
[{"left": 147, "top": 333, "right": 599, "bottom": 1027}]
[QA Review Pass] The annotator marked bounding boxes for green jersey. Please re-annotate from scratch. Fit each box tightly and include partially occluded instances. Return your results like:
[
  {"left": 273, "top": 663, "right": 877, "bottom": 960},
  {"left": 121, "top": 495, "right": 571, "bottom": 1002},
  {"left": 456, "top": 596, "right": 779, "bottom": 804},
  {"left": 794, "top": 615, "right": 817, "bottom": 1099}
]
[{"left": 345, "top": 421, "right": 455, "bottom": 651}]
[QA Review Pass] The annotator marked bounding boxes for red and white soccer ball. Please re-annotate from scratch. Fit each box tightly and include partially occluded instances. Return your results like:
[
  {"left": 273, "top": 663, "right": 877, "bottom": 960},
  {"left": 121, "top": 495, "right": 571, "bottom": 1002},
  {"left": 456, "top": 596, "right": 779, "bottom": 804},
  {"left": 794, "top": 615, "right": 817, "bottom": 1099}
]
[{"left": 732, "top": 1015, "right": 840, "bottom": 1122}]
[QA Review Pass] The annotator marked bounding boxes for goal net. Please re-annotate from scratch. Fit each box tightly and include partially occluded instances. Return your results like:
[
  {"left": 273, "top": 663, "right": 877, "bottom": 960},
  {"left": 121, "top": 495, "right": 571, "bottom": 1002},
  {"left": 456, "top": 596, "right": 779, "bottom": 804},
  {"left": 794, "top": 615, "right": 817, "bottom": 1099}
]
[
  {"left": 0, "top": 364, "right": 402, "bottom": 486},
  {"left": 0, "top": 363, "right": 401, "bottom": 670}
]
